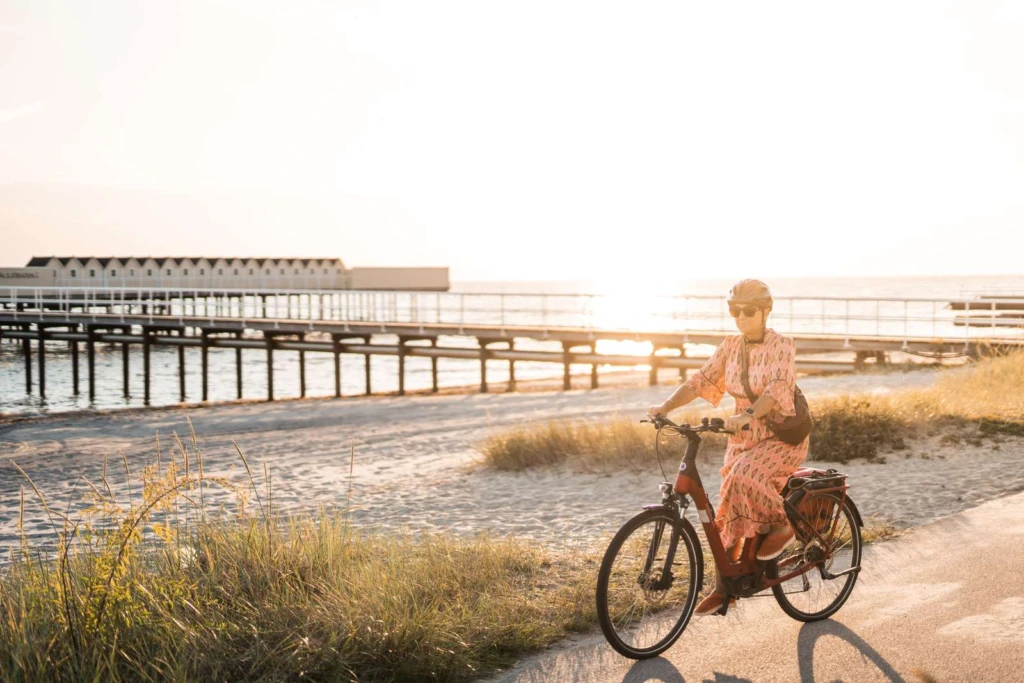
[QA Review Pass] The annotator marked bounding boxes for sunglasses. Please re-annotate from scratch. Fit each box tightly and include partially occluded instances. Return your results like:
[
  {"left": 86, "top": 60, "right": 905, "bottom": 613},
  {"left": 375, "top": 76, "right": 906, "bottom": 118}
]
[{"left": 729, "top": 305, "right": 761, "bottom": 318}]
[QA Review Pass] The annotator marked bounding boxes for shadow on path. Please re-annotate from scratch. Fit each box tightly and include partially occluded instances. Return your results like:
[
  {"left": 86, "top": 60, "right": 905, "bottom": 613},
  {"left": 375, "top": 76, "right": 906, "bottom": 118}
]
[
  {"left": 797, "top": 620, "right": 905, "bottom": 683},
  {"left": 621, "top": 657, "right": 686, "bottom": 683},
  {"left": 621, "top": 657, "right": 754, "bottom": 683}
]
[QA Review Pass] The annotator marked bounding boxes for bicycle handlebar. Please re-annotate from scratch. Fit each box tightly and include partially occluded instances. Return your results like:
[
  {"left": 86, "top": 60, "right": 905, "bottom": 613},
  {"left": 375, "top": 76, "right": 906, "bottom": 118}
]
[{"left": 642, "top": 415, "right": 739, "bottom": 435}]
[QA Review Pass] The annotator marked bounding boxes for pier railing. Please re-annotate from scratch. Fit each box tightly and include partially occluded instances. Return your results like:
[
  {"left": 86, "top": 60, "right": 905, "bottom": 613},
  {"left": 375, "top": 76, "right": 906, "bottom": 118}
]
[{"left": 2, "top": 286, "right": 1024, "bottom": 342}]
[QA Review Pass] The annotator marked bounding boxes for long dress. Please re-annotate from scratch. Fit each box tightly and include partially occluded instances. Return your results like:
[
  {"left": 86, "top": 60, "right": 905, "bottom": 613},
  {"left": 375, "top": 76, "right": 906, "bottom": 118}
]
[{"left": 681, "top": 327, "right": 809, "bottom": 550}]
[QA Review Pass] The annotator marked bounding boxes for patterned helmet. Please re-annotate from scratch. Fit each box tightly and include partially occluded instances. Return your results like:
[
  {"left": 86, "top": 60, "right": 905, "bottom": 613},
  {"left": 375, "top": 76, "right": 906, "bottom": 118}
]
[{"left": 728, "top": 279, "right": 773, "bottom": 310}]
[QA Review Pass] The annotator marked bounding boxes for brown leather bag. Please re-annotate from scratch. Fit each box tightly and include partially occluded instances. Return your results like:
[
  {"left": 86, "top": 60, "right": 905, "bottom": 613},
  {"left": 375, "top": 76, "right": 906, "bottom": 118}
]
[{"left": 740, "top": 337, "right": 813, "bottom": 446}]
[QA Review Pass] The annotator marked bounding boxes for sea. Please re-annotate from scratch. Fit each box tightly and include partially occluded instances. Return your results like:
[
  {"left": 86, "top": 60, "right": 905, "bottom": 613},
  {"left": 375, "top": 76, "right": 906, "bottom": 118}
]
[{"left": 2, "top": 275, "right": 1023, "bottom": 417}]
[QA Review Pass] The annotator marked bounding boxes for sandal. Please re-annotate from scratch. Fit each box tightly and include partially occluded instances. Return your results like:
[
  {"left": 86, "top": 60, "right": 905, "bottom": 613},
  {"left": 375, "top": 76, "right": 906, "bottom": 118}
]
[
  {"left": 695, "top": 592, "right": 737, "bottom": 616},
  {"left": 756, "top": 523, "right": 795, "bottom": 561}
]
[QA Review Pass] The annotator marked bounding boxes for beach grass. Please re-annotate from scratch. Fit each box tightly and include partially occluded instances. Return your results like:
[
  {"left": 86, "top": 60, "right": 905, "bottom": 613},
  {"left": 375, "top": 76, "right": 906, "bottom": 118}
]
[
  {"left": 479, "top": 350, "right": 1024, "bottom": 470},
  {"left": 0, "top": 422, "right": 911, "bottom": 682},
  {"left": 477, "top": 407, "right": 727, "bottom": 472},
  {"left": 0, "top": 430, "right": 596, "bottom": 683}
]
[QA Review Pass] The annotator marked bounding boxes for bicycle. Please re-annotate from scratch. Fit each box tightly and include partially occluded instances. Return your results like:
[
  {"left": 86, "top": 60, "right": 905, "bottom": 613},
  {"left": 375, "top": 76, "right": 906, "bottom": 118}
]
[{"left": 595, "top": 415, "right": 864, "bottom": 659}]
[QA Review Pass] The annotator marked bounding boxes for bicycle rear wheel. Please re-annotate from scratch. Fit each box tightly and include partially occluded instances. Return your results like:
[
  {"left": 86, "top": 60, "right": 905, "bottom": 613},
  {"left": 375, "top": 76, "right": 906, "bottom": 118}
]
[
  {"left": 771, "top": 492, "right": 862, "bottom": 622},
  {"left": 596, "top": 508, "right": 703, "bottom": 659}
]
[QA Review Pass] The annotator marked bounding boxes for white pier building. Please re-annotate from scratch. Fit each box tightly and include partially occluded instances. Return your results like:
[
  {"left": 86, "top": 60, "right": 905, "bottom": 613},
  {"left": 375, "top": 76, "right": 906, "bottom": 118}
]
[{"left": 1, "top": 257, "right": 449, "bottom": 291}]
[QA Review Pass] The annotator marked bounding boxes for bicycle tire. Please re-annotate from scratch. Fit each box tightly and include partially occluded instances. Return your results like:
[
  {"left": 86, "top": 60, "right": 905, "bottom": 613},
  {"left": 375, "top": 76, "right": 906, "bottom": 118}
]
[
  {"left": 771, "top": 492, "right": 862, "bottom": 622},
  {"left": 596, "top": 508, "right": 703, "bottom": 659}
]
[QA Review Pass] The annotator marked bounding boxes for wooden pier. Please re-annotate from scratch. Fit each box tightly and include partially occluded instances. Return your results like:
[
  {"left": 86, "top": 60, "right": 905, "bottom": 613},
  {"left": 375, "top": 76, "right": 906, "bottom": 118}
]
[{"left": 2, "top": 287, "right": 1022, "bottom": 406}]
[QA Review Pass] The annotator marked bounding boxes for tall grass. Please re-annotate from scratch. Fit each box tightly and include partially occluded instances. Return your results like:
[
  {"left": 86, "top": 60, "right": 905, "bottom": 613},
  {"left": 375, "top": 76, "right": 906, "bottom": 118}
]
[
  {"left": 0, "top": 421, "right": 910, "bottom": 682},
  {"left": 480, "top": 351, "right": 1024, "bottom": 470},
  {"left": 0, "top": 424, "right": 594, "bottom": 682}
]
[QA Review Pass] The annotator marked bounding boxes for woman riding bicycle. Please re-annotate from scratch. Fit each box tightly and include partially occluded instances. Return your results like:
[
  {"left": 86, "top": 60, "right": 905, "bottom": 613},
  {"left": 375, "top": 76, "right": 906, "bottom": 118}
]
[{"left": 647, "top": 279, "right": 809, "bottom": 616}]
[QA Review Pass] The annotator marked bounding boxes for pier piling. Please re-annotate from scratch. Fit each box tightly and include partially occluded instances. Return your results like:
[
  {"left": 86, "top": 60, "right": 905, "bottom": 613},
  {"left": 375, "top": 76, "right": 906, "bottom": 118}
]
[
  {"left": 142, "top": 327, "right": 151, "bottom": 405},
  {"left": 590, "top": 345, "right": 598, "bottom": 389},
  {"left": 235, "top": 331, "right": 243, "bottom": 399},
  {"left": 332, "top": 334, "right": 342, "bottom": 398},
  {"left": 87, "top": 325, "right": 96, "bottom": 402},
  {"left": 70, "top": 333, "right": 79, "bottom": 395},
  {"left": 37, "top": 328, "right": 46, "bottom": 399},
  {"left": 479, "top": 340, "right": 489, "bottom": 393},
  {"left": 121, "top": 327, "right": 130, "bottom": 398},
  {"left": 201, "top": 329, "right": 210, "bottom": 402},
  {"left": 562, "top": 341, "right": 572, "bottom": 391},
  {"left": 299, "top": 333, "right": 307, "bottom": 398},
  {"left": 508, "top": 340, "right": 516, "bottom": 391},
  {"left": 397, "top": 336, "right": 406, "bottom": 396},
  {"left": 431, "top": 339, "right": 439, "bottom": 393},
  {"left": 178, "top": 333, "right": 186, "bottom": 402},
  {"left": 265, "top": 332, "right": 275, "bottom": 401},
  {"left": 23, "top": 334, "right": 32, "bottom": 394},
  {"left": 364, "top": 339, "right": 371, "bottom": 395}
]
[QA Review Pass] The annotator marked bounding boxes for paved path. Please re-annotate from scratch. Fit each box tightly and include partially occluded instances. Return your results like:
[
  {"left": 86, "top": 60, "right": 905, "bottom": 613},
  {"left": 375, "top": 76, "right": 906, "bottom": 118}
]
[{"left": 485, "top": 491, "right": 1024, "bottom": 683}]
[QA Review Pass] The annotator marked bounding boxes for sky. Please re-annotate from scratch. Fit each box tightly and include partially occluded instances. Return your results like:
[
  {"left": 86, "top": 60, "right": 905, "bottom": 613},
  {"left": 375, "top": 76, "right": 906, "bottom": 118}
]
[{"left": 2, "top": 1, "right": 1024, "bottom": 284}]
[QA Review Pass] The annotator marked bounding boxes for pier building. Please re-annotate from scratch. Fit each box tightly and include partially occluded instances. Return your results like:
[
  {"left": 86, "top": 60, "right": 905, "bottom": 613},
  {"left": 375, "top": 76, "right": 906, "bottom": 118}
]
[{"left": 1, "top": 257, "right": 449, "bottom": 291}]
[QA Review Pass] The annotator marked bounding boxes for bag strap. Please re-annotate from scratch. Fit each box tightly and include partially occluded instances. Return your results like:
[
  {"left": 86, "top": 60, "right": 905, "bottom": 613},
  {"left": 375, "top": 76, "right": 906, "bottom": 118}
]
[{"left": 740, "top": 337, "right": 759, "bottom": 404}]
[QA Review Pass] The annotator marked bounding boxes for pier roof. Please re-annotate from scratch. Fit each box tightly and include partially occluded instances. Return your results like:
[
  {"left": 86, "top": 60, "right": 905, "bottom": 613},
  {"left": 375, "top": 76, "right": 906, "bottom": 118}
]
[{"left": 27, "top": 256, "right": 345, "bottom": 268}]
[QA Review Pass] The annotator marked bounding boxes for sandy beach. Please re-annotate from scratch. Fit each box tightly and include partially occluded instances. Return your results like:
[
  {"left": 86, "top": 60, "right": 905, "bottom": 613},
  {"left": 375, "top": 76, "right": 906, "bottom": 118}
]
[{"left": 2, "top": 365, "right": 1023, "bottom": 554}]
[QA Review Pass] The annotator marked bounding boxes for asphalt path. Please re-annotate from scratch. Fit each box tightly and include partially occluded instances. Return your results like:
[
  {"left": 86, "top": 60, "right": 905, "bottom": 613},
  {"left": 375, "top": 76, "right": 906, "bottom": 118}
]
[{"left": 485, "top": 491, "right": 1024, "bottom": 683}]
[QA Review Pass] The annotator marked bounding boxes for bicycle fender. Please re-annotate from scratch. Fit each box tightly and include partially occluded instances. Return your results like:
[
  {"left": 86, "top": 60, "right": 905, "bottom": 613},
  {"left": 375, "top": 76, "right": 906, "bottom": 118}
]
[{"left": 845, "top": 496, "right": 865, "bottom": 528}]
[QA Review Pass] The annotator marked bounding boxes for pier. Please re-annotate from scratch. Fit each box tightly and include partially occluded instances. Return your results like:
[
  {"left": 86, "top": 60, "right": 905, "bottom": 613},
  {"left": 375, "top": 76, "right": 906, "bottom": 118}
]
[{"left": 2, "top": 287, "right": 1022, "bottom": 405}]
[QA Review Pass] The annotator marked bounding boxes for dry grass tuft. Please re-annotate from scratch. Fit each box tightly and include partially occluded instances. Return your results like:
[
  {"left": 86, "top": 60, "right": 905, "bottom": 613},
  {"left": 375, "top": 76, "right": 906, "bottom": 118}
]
[
  {"left": 480, "top": 351, "right": 1024, "bottom": 469},
  {"left": 0, "top": 426, "right": 594, "bottom": 683},
  {"left": 860, "top": 516, "right": 901, "bottom": 545},
  {"left": 480, "top": 407, "right": 730, "bottom": 472}
]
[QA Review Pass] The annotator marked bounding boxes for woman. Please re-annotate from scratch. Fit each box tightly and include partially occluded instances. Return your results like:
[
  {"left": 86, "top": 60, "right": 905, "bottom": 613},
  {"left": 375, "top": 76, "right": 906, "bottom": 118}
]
[{"left": 647, "top": 279, "right": 809, "bottom": 616}]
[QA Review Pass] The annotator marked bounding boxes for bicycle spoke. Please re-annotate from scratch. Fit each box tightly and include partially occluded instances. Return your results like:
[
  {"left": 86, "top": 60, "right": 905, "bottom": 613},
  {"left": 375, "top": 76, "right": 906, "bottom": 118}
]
[
  {"left": 773, "top": 493, "right": 862, "bottom": 620},
  {"left": 598, "top": 511, "right": 701, "bottom": 657}
]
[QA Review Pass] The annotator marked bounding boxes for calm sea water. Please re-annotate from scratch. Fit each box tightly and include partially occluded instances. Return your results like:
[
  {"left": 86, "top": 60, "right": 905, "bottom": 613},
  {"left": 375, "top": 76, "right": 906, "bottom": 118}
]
[{"left": 3, "top": 275, "right": 1023, "bottom": 417}]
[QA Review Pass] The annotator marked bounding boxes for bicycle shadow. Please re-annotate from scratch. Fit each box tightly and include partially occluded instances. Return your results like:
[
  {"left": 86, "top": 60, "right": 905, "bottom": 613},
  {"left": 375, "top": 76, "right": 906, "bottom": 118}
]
[
  {"left": 621, "top": 657, "right": 686, "bottom": 683},
  {"left": 796, "top": 620, "right": 905, "bottom": 683},
  {"left": 621, "top": 657, "right": 753, "bottom": 683},
  {"left": 618, "top": 620, "right": 903, "bottom": 683}
]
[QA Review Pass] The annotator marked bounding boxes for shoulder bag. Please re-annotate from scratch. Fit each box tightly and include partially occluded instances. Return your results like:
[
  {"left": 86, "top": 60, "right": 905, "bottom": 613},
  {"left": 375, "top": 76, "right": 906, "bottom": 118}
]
[{"left": 740, "top": 337, "right": 813, "bottom": 446}]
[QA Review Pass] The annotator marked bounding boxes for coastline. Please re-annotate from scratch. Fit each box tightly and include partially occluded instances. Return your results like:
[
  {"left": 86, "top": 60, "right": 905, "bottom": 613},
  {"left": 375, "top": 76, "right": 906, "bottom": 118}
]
[{"left": 0, "top": 368, "right": 668, "bottom": 427}]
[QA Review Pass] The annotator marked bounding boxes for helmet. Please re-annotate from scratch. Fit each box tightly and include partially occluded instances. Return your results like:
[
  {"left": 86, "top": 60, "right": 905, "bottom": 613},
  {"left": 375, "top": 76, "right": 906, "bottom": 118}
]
[{"left": 728, "top": 279, "right": 773, "bottom": 310}]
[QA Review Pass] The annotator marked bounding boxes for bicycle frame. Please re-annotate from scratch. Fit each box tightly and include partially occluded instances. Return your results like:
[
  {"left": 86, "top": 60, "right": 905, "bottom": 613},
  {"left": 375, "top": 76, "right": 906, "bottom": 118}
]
[{"left": 663, "top": 424, "right": 857, "bottom": 598}]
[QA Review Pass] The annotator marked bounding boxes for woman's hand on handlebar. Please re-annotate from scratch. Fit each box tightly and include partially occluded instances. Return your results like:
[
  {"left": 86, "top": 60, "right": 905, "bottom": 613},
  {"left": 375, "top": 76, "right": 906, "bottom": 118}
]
[
  {"left": 647, "top": 403, "right": 671, "bottom": 420},
  {"left": 725, "top": 413, "right": 754, "bottom": 432}
]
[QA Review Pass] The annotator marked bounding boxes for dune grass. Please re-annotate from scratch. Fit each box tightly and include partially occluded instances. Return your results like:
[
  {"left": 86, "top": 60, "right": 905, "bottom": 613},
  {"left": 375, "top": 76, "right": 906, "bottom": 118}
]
[
  {"left": 480, "top": 350, "right": 1024, "bottom": 470},
  {"left": 0, "top": 418, "right": 912, "bottom": 682},
  {"left": 477, "top": 406, "right": 726, "bottom": 472},
  {"left": 0, "top": 427, "right": 595, "bottom": 683}
]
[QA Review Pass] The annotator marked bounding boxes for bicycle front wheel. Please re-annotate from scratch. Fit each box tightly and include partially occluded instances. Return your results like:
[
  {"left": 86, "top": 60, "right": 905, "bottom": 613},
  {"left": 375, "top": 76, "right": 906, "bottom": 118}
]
[
  {"left": 771, "top": 492, "right": 862, "bottom": 622},
  {"left": 596, "top": 508, "right": 703, "bottom": 659}
]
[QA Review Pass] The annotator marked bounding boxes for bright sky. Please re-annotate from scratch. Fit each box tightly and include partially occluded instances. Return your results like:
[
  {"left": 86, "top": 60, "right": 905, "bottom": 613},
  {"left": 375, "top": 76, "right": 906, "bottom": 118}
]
[{"left": 2, "top": 1, "right": 1024, "bottom": 283}]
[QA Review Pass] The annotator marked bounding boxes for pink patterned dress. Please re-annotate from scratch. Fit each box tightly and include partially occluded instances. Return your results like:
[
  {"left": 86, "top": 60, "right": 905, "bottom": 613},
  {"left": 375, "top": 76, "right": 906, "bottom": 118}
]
[{"left": 682, "top": 328, "right": 809, "bottom": 550}]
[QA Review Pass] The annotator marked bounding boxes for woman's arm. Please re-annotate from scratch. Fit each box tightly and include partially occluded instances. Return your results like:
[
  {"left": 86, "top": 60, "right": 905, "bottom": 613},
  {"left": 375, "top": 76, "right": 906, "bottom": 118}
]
[
  {"left": 649, "top": 384, "right": 699, "bottom": 416},
  {"left": 648, "top": 339, "right": 731, "bottom": 416},
  {"left": 726, "top": 393, "right": 778, "bottom": 430},
  {"left": 747, "top": 393, "right": 778, "bottom": 419}
]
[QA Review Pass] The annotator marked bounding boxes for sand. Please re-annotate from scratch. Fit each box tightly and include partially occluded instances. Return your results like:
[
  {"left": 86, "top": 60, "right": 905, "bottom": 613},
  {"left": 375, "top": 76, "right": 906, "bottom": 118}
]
[{"left": 2, "top": 365, "right": 1022, "bottom": 554}]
